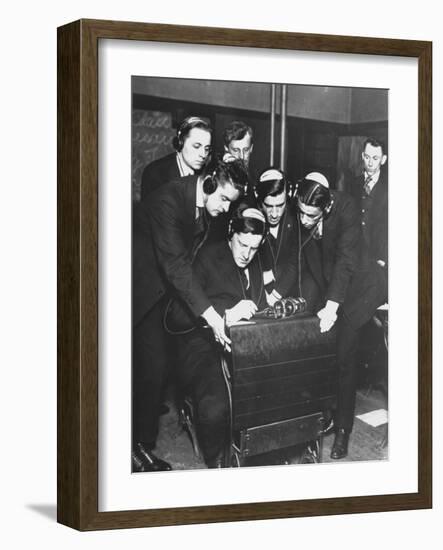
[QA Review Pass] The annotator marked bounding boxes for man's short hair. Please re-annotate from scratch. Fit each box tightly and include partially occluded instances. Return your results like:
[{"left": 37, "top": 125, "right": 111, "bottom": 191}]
[
  {"left": 223, "top": 120, "right": 254, "bottom": 147},
  {"left": 229, "top": 201, "right": 267, "bottom": 238},
  {"left": 255, "top": 168, "right": 288, "bottom": 204},
  {"left": 203, "top": 156, "right": 249, "bottom": 195},
  {"left": 298, "top": 176, "right": 331, "bottom": 211},
  {"left": 172, "top": 116, "right": 212, "bottom": 151},
  {"left": 363, "top": 137, "right": 387, "bottom": 156}
]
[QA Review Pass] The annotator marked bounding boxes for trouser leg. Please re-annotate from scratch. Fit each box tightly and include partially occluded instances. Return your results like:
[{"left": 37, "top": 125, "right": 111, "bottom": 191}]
[
  {"left": 335, "top": 315, "right": 360, "bottom": 432},
  {"left": 177, "top": 332, "right": 229, "bottom": 464},
  {"left": 132, "top": 298, "right": 168, "bottom": 450}
]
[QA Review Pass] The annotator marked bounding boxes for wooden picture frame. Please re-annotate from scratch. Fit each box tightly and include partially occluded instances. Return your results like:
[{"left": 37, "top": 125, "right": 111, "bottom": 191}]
[{"left": 57, "top": 18, "right": 432, "bottom": 530}]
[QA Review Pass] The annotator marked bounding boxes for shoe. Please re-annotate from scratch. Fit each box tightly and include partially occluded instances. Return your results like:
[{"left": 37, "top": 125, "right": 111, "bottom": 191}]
[
  {"left": 132, "top": 452, "right": 146, "bottom": 472},
  {"left": 132, "top": 443, "right": 172, "bottom": 472},
  {"left": 330, "top": 428, "right": 350, "bottom": 460}
]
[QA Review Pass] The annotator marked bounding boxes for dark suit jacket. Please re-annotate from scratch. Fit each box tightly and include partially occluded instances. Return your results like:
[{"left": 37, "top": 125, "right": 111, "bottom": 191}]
[
  {"left": 343, "top": 170, "right": 389, "bottom": 328},
  {"left": 132, "top": 175, "right": 211, "bottom": 326},
  {"left": 301, "top": 190, "right": 361, "bottom": 306},
  {"left": 193, "top": 239, "right": 266, "bottom": 317},
  {"left": 140, "top": 152, "right": 179, "bottom": 200},
  {"left": 260, "top": 206, "right": 300, "bottom": 297},
  {"left": 349, "top": 170, "right": 388, "bottom": 267}
]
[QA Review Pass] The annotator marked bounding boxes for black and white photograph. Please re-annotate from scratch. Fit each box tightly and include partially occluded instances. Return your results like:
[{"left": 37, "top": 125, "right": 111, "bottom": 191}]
[{"left": 131, "top": 76, "right": 389, "bottom": 472}]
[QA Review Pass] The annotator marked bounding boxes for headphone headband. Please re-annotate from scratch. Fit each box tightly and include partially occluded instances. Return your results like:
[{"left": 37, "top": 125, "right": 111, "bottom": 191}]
[
  {"left": 228, "top": 205, "right": 267, "bottom": 241},
  {"left": 304, "top": 171, "right": 329, "bottom": 188},
  {"left": 177, "top": 116, "right": 207, "bottom": 136},
  {"left": 242, "top": 208, "right": 266, "bottom": 223},
  {"left": 259, "top": 168, "right": 284, "bottom": 182}
]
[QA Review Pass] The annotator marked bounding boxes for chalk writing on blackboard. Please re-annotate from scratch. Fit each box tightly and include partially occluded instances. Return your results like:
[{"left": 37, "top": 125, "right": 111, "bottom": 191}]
[{"left": 132, "top": 110, "right": 176, "bottom": 201}]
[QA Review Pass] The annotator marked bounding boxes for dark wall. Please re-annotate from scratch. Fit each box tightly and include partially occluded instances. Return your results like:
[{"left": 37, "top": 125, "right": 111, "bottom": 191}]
[
  {"left": 351, "top": 88, "right": 388, "bottom": 123},
  {"left": 133, "top": 77, "right": 352, "bottom": 123}
]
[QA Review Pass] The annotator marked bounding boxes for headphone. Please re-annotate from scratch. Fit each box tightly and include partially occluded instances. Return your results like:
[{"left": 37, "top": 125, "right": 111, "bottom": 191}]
[
  {"left": 255, "top": 168, "right": 296, "bottom": 202},
  {"left": 175, "top": 116, "right": 209, "bottom": 152},
  {"left": 203, "top": 156, "right": 250, "bottom": 196},
  {"left": 202, "top": 170, "right": 218, "bottom": 195},
  {"left": 227, "top": 207, "right": 267, "bottom": 242},
  {"left": 294, "top": 172, "right": 334, "bottom": 219}
]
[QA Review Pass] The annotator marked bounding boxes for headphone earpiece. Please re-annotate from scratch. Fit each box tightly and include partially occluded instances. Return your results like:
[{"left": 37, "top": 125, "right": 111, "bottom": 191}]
[
  {"left": 228, "top": 219, "right": 234, "bottom": 239},
  {"left": 322, "top": 197, "right": 334, "bottom": 218},
  {"left": 176, "top": 129, "right": 184, "bottom": 152},
  {"left": 289, "top": 179, "right": 298, "bottom": 200},
  {"left": 202, "top": 174, "right": 217, "bottom": 195},
  {"left": 290, "top": 179, "right": 301, "bottom": 201},
  {"left": 260, "top": 224, "right": 269, "bottom": 246}
]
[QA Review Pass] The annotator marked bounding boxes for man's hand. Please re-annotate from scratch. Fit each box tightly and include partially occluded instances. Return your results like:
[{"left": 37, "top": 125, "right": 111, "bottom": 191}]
[
  {"left": 225, "top": 300, "right": 257, "bottom": 326},
  {"left": 266, "top": 289, "right": 281, "bottom": 307},
  {"left": 222, "top": 152, "right": 237, "bottom": 163},
  {"left": 202, "top": 306, "right": 231, "bottom": 351},
  {"left": 317, "top": 300, "right": 339, "bottom": 333}
]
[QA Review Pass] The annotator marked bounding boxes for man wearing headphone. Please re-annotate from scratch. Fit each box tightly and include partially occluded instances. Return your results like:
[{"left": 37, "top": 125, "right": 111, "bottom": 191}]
[
  {"left": 172, "top": 203, "right": 267, "bottom": 468},
  {"left": 293, "top": 173, "right": 360, "bottom": 331},
  {"left": 254, "top": 168, "right": 299, "bottom": 303},
  {"left": 140, "top": 116, "right": 212, "bottom": 200},
  {"left": 293, "top": 172, "right": 362, "bottom": 459},
  {"left": 132, "top": 158, "right": 248, "bottom": 472}
]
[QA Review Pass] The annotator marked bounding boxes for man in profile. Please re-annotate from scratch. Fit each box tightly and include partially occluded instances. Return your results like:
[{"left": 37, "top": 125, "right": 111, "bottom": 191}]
[
  {"left": 132, "top": 158, "right": 248, "bottom": 472},
  {"left": 140, "top": 116, "right": 212, "bottom": 200}
]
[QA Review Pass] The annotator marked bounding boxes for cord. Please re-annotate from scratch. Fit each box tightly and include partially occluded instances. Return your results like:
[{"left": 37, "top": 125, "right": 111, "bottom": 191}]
[{"left": 220, "top": 353, "right": 233, "bottom": 466}]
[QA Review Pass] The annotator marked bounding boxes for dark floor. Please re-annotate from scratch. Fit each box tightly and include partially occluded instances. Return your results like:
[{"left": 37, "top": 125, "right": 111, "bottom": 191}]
[{"left": 154, "top": 385, "right": 388, "bottom": 470}]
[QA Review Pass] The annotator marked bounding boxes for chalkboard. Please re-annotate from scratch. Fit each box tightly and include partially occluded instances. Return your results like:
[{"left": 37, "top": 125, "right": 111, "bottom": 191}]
[{"left": 132, "top": 110, "right": 175, "bottom": 201}]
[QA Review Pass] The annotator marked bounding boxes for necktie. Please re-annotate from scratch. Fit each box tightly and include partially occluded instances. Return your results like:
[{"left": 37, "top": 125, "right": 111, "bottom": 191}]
[
  {"left": 240, "top": 269, "right": 251, "bottom": 299},
  {"left": 363, "top": 175, "right": 372, "bottom": 196},
  {"left": 195, "top": 206, "right": 205, "bottom": 234},
  {"left": 192, "top": 207, "right": 207, "bottom": 259}
]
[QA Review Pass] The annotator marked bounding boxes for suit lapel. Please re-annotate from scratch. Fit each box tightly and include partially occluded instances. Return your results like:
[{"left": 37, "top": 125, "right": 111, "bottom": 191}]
[
  {"left": 215, "top": 241, "right": 241, "bottom": 296},
  {"left": 274, "top": 209, "right": 287, "bottom": 264},
  {"left": 367, "top": 173, "right": 387, "bottom": 227},
  {"left": 249, "top": 254, "right": 264, "bottom": 307},
  {"left": 217, "top": 240, "right": 264, "bottom": 305},
  {"left": 182, "top": 175, "right": 198, "bottom": 228}
]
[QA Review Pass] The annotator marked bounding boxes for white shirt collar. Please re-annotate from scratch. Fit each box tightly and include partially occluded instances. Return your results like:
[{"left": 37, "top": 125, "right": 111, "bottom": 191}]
[
  {"left": 244, "top": 268, "right": 250, "bottom": 288},
  {"left": 195, "top": 176, "right": 205, "bottom": 216},
  {"left": 269, "top": 225, "right": 279, "bottom": 239},
  {"left": 314, "top": 219, "right": 323, "bottom": 239},
  {"left": 176, "top": 152, "right": 195, "bottom": 177}
]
